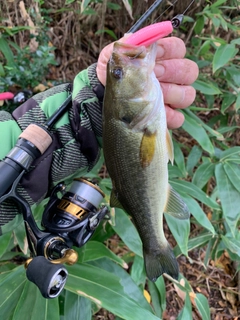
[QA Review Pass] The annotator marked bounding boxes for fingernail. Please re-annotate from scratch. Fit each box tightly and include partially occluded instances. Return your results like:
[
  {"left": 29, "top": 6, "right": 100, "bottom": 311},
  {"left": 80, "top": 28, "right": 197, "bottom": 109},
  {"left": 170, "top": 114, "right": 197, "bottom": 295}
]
[
  {"left": 157, "top": 44, "right": 165, "bottom": 58},
  {"left": 155, "top": 64, "right": 165, "bottom": 77}
]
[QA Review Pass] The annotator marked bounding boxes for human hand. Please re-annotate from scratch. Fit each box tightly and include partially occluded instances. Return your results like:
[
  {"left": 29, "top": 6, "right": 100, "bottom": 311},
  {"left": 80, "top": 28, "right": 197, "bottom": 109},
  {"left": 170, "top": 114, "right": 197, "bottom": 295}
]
[{"left": 96, "top": 36, "right": 199, "bottom": 129}]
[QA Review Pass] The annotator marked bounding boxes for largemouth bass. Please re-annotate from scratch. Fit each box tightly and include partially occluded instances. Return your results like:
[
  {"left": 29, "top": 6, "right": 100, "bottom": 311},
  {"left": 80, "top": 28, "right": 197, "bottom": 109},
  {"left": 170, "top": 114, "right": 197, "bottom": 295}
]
[{"left": 102, "top": 42, "right": 190, "bottom": 281}]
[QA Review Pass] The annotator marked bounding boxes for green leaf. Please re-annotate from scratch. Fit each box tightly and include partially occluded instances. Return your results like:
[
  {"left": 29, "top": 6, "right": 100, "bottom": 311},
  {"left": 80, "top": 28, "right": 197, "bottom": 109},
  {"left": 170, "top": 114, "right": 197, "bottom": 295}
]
[
  {"left": 91, "top": 258, "right": 151, "bottom": 311},
  {"left": 12, "top": 281, "right": 59, "bottom": 320},
  {"left": 224, "top": 162, "right": 240, "bottom": 192},
  {"left": 226, "top": 66, "right": 240, "bottom": 86},
  {"left": 0, "top": 62, "right": 5, "bottom": 76},
  {"left": 95, "top": 29, "right": 118, "bottom": 40},
  {"left": 213, "top": 44, "right": 237, "bottom": 73},
  {"left": 195, "top": 293, "right": 211, "bottom": 320},
  {"left": 168, "top": 164, "right": 185, "bottom": 179},
  {"left": 185, "top": 109, "right": 224, "bottom": 141},
  {"left": 236, "top": 92, "right": 240, "bottom": 111},
  {"left": 210, "top": 0, "right": 229, "bottom": 8},
  {"left": 186, "top": 146, "right": 202, "bottom": 176},
  {"left": 219, "top": 146, "right": 240, "bottom": 163},
  {"left": 81, "top": 0, "right": 91, "bottom": 12},
  {"left": 221, "top": 235, "right": 240, "bottom": 258},
  {"left": 215, "top": 163, "right": 240, "bottom": 235},
  {"left": 180, "top": 195, "right": 216, "bottom": 235},
  {"left": 65, "top": 0, "right": 75, "bottom": 4},
  {"left": 77, "top": 241, "right": 127, "bottom": 268},
  {"left": 194, "top": 15, "right": 205, "bottom": 35},
  {"left": 0, "top": 267, "right": 26, "bottom": 319},
  {"left": 182, "top": 112, "right": 215, "bottom": 155},
  {"left": 192, "top": 161, "right": 215, "bottom": 189},
  {"left": 177, "top": 294, "right": 192, "bottom": 319},
  {"left": 155, "top": 276, "right": 166, "bottom": 312},
  {"left": 13, "top": 223, "right": 28, "bottom": 255},
  {"left": 148, "top": 277, "right": 166, "bottom": 318},
  {"left": 173, "top": 140, "right": 187, "bottom": 177},
  {"left": 0, "top": 266, "right": 59, "bottom": 320},
  {"left": 0, "top": 36, "right": 16, "bottom": 68},
  {"left": 192, "top": 79, "right": 222, "bottom": 95},
  {"left": 63, "top": 291, "right": 91, "bottom": 320},
  {"left": 66, "top": 263, "right": 158, "bottom": 320},
  {"left": 0, "top": 232, "right": 12, "bottom": 258},
  {"left": 112, "top": 208, "right": 143, "bottom": 257},
  {"left": 164, "top": 214, "right": 190, "bottom": 256},
  {"left": 148, "top": 281, "right": 162, "bottom": 318},
  {"left": 175, "top": 233, "right": 213, "bottom": 257},
  {"left": 221, "top": 92, "right": 237, "bottom": 113},
  {"left": 170, "top": 179, "right": 219, "bottom": 210},
  {"left": 130, "top": 255, "right": 146, "bottom": 286}
]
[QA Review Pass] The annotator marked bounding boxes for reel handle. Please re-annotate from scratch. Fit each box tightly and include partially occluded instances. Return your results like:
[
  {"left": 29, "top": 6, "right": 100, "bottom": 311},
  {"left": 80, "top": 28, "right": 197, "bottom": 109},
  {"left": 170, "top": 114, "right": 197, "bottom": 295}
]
[{"left": 25, "top": 256, "right": 68, "bottom": 299}]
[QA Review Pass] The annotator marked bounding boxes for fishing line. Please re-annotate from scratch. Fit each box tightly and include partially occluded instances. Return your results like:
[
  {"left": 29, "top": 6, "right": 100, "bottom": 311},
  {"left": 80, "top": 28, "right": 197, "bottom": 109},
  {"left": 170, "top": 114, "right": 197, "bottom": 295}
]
[
  {"left": 128, "top": 0, "right": 166, "bottom": 33},
  {"left": 182, "top": 0, "right": 196, "bottom": 15},
  {"left": 152, "top": 0, "right": 179, "bottom": 24},
  {"left": 128, "top": 0, "right": 196, "bottom": 34}
]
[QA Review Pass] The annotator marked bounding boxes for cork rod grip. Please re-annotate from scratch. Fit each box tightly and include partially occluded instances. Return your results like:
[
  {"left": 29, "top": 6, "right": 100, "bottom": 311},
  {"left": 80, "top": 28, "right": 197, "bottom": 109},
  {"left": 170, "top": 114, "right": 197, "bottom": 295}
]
[{"left": 20, "top": 124, "right": 53, "bottom": 154}]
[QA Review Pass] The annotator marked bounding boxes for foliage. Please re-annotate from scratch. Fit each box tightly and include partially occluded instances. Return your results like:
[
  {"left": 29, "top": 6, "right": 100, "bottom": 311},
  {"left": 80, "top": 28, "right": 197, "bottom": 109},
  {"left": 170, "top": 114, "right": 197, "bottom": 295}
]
[
  {"left": 0, "top": 0, "right": 240, "bottom": 319},
  {"left": 0, "top": 6, "right": 56, "bottom": 93}
]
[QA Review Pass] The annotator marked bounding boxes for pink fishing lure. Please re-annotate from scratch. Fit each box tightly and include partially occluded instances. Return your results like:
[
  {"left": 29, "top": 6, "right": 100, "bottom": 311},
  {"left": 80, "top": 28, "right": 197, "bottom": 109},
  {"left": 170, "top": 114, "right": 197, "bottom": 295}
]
[
  {"left": 125, "top": 21, "right": 173, "bottom": 47},
  {"left": 0, "top": 92, "right": 14, "bottom": 101}
]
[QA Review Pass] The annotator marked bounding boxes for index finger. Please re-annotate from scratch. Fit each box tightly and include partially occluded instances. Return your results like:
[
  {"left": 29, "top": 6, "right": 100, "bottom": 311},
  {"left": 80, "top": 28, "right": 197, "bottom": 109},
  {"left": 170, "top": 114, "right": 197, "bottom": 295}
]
[{"left": 156, "top": 37, "right": 186, "bottom": 60}]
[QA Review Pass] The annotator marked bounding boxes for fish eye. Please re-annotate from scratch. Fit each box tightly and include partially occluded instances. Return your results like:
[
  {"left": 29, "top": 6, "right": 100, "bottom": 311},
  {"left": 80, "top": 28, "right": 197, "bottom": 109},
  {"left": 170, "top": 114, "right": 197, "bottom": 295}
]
[{"left": 112, "top": 67, "right": 123, "bottom": 79}]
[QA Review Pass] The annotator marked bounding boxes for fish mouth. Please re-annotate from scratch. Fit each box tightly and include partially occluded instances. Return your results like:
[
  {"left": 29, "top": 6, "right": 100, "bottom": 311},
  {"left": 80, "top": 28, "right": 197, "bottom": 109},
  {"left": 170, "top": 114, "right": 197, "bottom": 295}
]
[{"left": 111, "top": 42, "right": 147, "bottom": 66}]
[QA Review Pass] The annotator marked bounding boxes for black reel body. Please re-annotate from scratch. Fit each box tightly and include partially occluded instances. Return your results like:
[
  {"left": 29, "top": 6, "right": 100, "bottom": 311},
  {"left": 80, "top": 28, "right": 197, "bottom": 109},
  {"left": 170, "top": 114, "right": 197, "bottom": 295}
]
[
  {"left": 0, "top": 175, "right": 108, "bottom": 298},
  {"left": 26, "top": 178, "right": 109, "bottom": 298},
  {"left": 42, "top": 178, "right": 109, "bottom": 248}
]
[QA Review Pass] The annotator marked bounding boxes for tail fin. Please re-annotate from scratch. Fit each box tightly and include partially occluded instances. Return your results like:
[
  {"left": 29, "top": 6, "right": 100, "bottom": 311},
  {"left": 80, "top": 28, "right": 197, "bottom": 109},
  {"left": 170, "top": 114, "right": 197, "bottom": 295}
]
[{"left": 143, "top": 244, "right": 179, "bottom": 281}]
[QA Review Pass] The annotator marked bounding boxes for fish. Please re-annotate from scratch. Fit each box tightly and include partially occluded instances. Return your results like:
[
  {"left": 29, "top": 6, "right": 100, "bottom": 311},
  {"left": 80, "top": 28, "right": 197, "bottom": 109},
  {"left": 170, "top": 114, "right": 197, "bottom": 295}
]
[{"left": 102, "top": 41, "right": 190, "bottom": 281}]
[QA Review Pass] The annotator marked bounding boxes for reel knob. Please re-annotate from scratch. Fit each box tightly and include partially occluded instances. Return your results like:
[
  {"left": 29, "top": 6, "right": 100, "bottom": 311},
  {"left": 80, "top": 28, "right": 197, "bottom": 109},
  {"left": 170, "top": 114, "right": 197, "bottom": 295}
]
[{"left": 25, "top": 256, "right": 68, "bottom": 298}]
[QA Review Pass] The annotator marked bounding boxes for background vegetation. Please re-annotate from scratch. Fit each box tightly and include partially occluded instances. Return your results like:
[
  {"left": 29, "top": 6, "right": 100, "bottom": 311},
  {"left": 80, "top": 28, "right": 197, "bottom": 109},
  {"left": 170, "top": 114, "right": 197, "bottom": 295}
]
[{"left": 0, "top": 0, "right": 239, "bottom": 319}]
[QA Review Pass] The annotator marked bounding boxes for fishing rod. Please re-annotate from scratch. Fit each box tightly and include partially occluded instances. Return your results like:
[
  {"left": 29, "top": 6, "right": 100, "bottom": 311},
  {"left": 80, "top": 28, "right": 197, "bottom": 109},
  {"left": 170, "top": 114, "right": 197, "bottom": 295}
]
[
  {"left": 128, "top": 0, "right": 165, "bottom": 33},
  {"left": 129, "top": 0, "right": 196, "bottom": 32}
]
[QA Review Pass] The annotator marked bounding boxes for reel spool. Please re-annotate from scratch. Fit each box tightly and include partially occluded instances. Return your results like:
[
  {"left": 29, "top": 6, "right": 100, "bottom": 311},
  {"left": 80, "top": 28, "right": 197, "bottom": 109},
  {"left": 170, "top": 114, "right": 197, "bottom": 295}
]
[{"left": 44, "top": 178, "right": 106, "bottom": 233}]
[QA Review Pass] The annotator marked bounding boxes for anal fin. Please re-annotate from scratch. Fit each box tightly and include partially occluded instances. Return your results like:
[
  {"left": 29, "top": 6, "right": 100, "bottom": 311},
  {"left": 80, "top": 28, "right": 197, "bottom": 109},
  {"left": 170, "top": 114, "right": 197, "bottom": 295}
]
[
  {"left": 164, "top": 184, "right": 190, "bottom": 219},
  {"left": 110, "top": 190, "right": 124, "bottom": 210}
]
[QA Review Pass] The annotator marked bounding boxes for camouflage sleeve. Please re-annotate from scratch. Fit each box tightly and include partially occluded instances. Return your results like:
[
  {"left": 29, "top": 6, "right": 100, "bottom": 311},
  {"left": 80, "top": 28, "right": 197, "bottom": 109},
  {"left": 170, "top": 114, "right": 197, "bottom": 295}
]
[{"left": 0, "top": 63, "right": 105, "bottom": 234}]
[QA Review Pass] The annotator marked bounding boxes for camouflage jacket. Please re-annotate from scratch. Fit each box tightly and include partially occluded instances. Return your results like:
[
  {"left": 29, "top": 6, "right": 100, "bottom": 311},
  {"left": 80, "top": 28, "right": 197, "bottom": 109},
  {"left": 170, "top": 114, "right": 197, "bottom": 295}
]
[{"left": 0, "top": 63, "right": 104, "bottom": 234}]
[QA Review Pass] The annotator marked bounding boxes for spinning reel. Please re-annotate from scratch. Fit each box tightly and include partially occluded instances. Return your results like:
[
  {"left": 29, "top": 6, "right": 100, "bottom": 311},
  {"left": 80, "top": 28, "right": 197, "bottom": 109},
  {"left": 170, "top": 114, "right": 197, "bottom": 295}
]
[{"left": 0, "top": 95, "right": 109, "bottom": 298}]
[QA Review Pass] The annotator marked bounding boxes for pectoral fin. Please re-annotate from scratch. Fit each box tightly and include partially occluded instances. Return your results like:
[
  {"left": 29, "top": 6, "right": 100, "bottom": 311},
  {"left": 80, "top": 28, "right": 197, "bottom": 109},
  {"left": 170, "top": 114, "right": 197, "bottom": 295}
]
[
  {"left": 110, "top": 190, "right": 124, "bottom": 210},
  {"left": 164, "top": 184, "right": 190, "bottom": 219},
  {"left": 166, "top": 130, "right": 174, "bottom": 164},
  {"left": 140, "top": 131, "right": 157, "bottom": 168}
]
